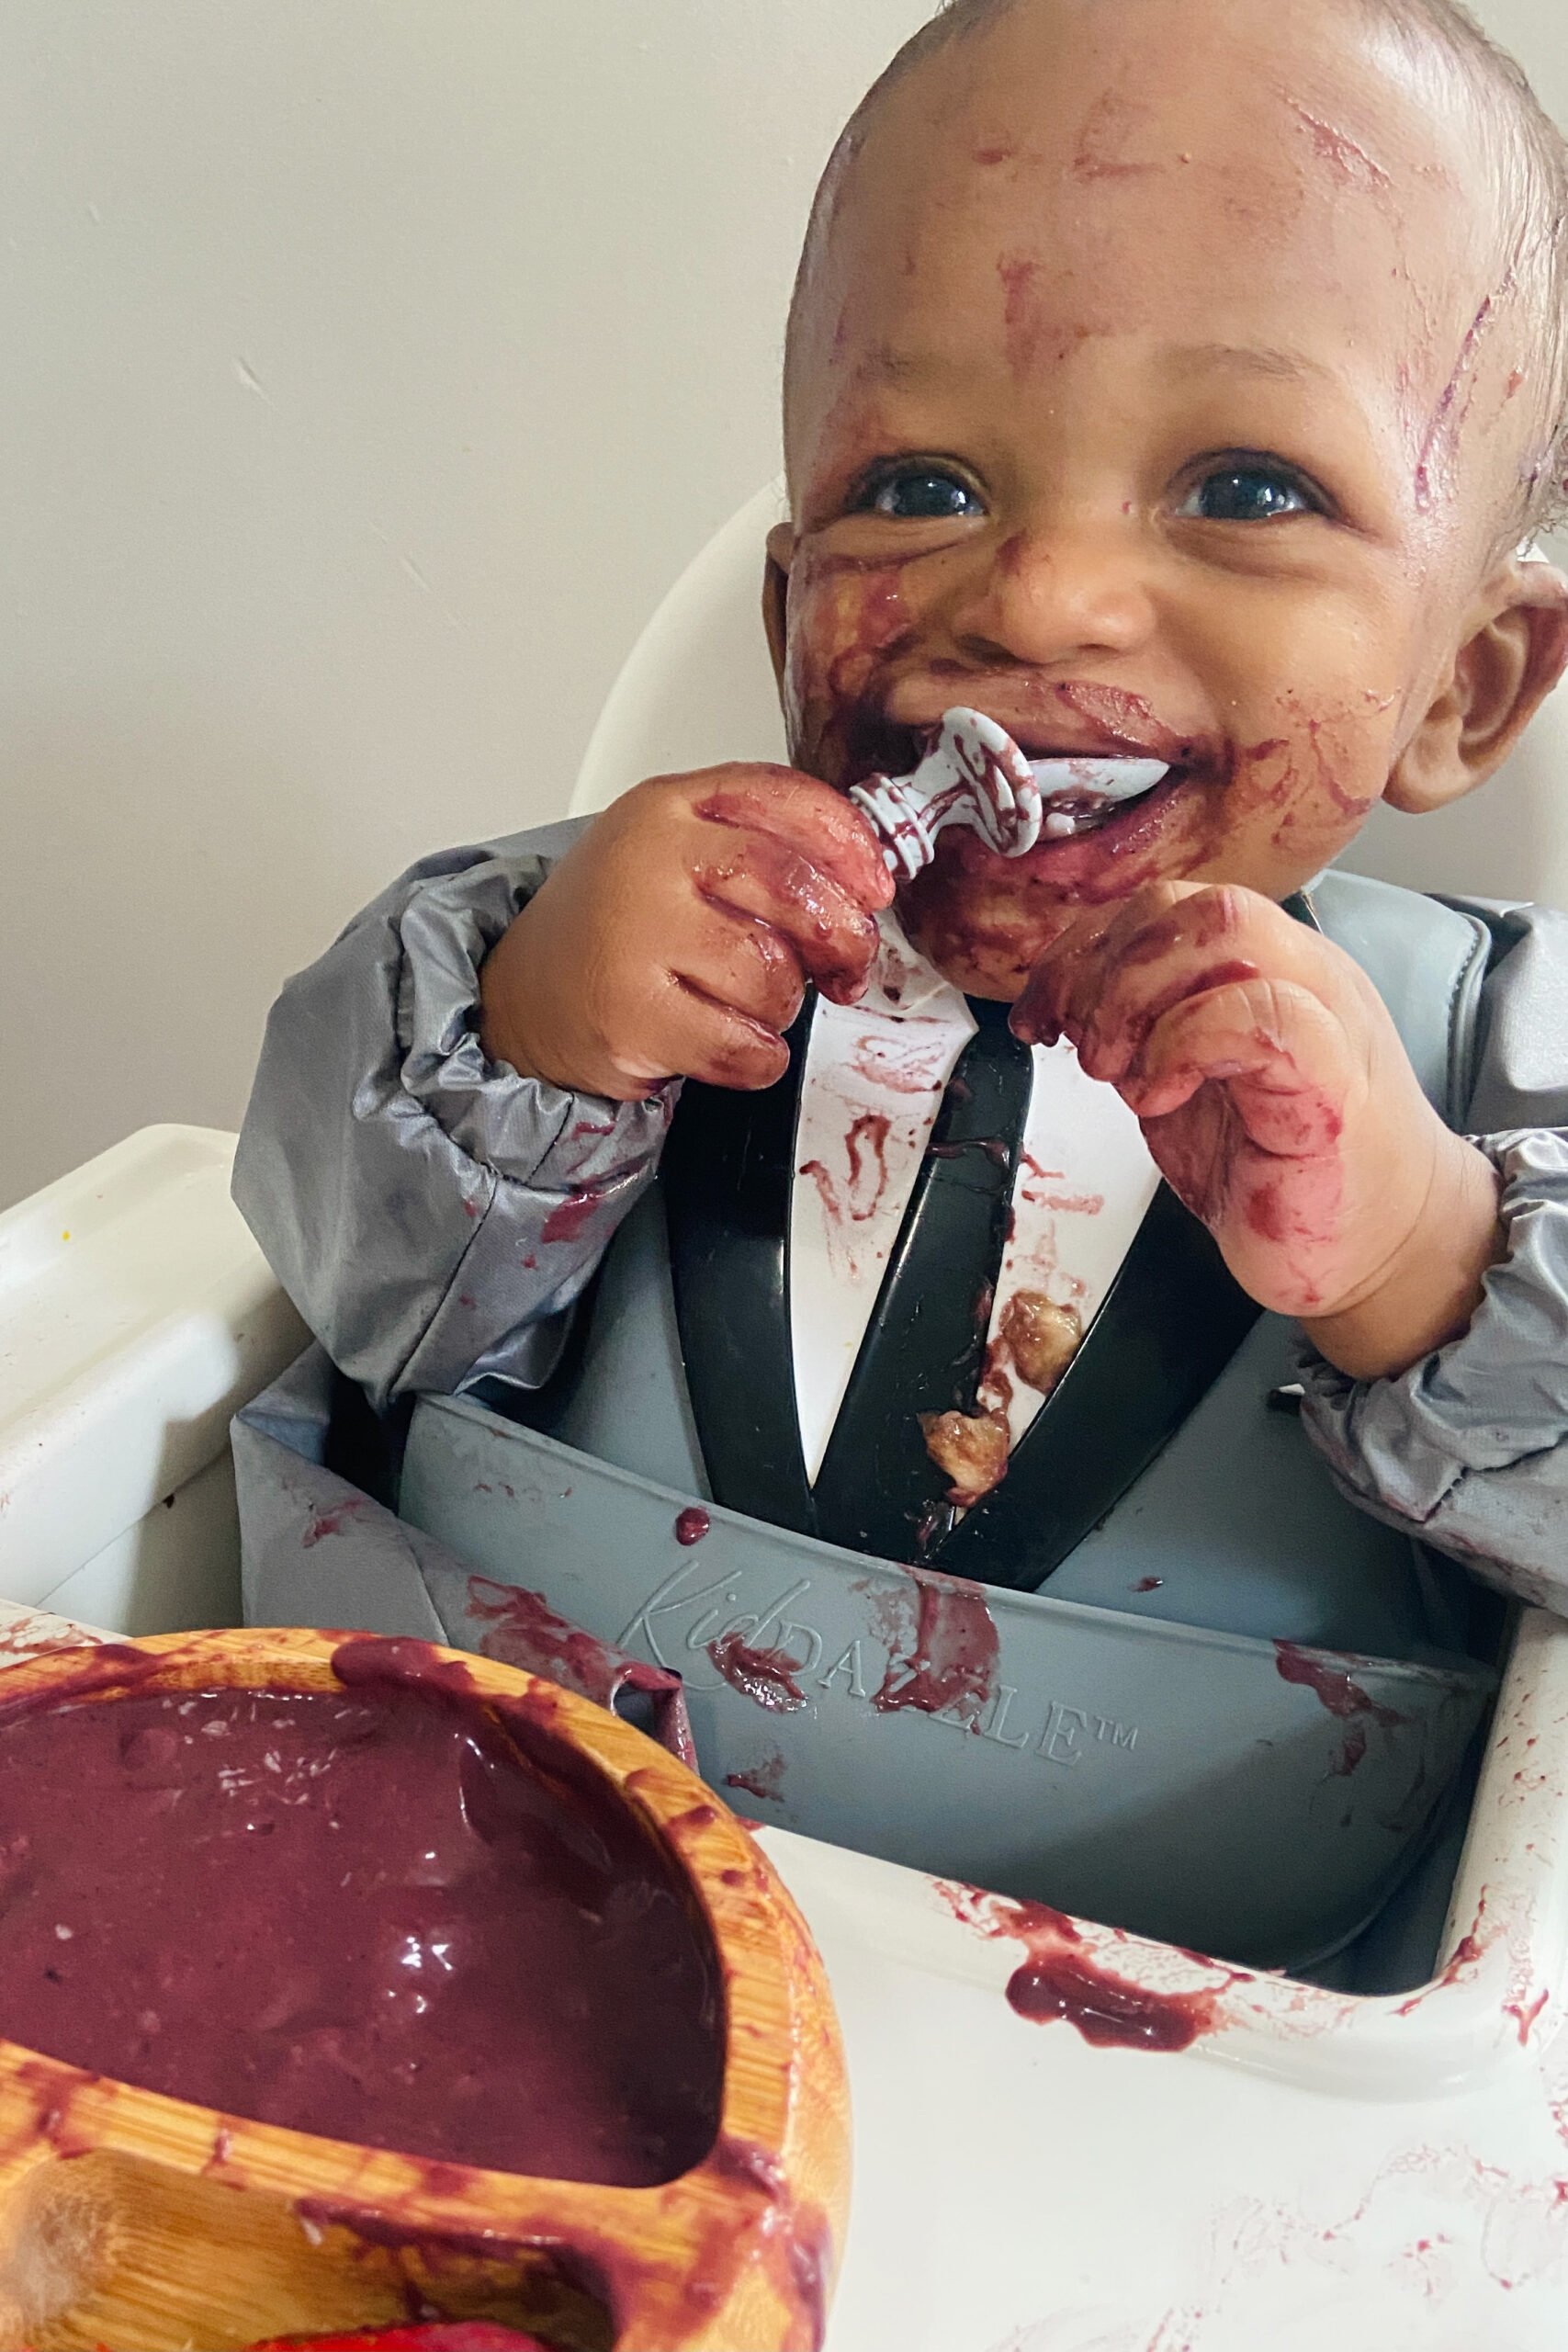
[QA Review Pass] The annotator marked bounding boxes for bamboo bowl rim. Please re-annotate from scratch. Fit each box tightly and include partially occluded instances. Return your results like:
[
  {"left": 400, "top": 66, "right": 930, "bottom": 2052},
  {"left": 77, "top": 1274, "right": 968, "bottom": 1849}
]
[{"left": 0, "top": 1626, "right": 851, "bottom": 2351}]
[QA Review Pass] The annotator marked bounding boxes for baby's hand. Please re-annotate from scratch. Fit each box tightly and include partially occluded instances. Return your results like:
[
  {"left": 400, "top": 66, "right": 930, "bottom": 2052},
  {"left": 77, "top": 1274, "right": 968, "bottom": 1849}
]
[
  {"left": 479, "top": 765, "right": 894, "bottom": 1100},
  {"left": 1011, "top": 881, "right": 1504, "bottom": 1381}
]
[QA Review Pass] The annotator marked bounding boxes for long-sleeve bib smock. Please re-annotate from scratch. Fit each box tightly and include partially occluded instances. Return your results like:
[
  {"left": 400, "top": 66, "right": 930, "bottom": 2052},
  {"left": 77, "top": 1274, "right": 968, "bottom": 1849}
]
[{"left": 234, "top": 818, "right": 1568, "bottom": 1614}]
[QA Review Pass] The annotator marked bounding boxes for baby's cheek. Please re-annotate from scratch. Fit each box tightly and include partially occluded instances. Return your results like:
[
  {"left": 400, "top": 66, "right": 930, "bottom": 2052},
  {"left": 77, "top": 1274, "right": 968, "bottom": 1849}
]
[
  {"left": 1224, "top": 706, "right": 1389, "bottom": 879},
  {"left": 784, "top": 549, "right": 918, "bottom": 782}
]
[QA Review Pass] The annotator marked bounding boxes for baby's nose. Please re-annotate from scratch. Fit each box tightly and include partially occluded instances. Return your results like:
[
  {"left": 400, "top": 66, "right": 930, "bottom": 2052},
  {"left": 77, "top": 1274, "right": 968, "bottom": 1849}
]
[{"left": 950, "top": 517, "right": 1156, "bottom": 669}]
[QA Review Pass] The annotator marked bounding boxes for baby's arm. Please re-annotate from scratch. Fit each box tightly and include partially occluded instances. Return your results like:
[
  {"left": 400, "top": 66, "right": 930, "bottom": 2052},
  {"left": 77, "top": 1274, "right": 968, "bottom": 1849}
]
[
  {"left": 233, "top": 820, "right": 671, "bottom": 1413},
  {"left": 1012, "top": 884, "right": 1568, "bottom": 1608},
  {"left": 236, "top": 773, "right": 890, "bottom": 1413},
  {"left": 1298, "top": 900, "right": 1568, "bottom": 1610}
]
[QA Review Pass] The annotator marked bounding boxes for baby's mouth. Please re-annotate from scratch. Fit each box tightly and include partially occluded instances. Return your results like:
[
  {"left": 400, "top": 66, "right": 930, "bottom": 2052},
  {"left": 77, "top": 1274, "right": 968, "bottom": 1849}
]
[{"left": 847, "top": 705, "right": 1184, "bottom": 879}]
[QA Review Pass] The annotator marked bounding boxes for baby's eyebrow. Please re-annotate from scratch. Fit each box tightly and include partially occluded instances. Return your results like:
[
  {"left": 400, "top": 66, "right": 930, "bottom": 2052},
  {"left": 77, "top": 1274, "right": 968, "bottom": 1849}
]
[
  {"left": 852, "top": 342, "right": 931, "bottom": 385},
  {"left": 852, "top": 336, "right": 1342, "bottom": 393},
  {"left": 1161, "top": 341, "right": 1339, "bottom": 388}
]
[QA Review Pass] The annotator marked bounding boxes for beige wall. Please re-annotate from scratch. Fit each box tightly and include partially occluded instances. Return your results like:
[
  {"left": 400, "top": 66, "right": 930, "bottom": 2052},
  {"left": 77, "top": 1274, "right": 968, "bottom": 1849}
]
[{"left": 1, "top": 0, "right": 1564, "bottom": 1206}]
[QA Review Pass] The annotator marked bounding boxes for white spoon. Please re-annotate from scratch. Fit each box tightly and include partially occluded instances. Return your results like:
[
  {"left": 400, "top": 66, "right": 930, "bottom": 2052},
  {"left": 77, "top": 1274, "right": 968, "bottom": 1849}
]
[{"left": 851, "top": 706, "right": 1170, "bottom": 882}]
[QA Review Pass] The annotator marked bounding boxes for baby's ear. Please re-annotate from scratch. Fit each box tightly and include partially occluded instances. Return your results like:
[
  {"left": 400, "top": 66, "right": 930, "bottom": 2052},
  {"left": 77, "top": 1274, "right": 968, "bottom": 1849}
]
[
  {"left": 762, "top": 521, "right": 796, "bottom": 688},
  {"left": 1386, "top": 558, "right": 1568, "bottom": 814}
]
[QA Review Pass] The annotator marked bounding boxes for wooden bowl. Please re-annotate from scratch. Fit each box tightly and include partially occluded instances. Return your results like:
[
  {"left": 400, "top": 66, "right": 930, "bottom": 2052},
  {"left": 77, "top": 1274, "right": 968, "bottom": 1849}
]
[{"left": 0, "top": 1628, "right": 850, "bottom": 2352}]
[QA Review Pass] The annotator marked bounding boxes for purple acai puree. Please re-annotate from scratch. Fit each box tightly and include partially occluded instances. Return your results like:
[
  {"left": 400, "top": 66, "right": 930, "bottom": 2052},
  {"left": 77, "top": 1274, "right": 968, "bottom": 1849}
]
[{"left": 0, "top": 1675, "right": 723, "bottom": 2184}]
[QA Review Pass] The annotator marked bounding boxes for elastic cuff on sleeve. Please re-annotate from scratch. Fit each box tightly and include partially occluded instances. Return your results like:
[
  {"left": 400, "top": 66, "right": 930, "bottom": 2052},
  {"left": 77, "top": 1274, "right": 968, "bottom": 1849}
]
[
  {"left": 388, "top": 850, "right": 678, "bottom": 1188},
  {"left": 1299, "top": 1129, "right": 1568, "bottom": 1523}
]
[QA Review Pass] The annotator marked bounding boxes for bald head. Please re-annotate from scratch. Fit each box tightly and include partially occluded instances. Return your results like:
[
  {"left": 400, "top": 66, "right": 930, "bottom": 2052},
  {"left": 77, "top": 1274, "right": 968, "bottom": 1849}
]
[
  {"left": 785, "top": 0, "right": 1568, "bottom": 540},
  {"left": 852, "top": 0, "right": 1559, "bottom": 107}
]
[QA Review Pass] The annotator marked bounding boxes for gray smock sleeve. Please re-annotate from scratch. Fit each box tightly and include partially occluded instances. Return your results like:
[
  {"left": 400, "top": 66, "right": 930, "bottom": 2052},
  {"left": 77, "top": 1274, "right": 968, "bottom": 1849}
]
[
  {"left": 233, "top": 817, "right": 678, "bottom": 1413},
  {"left": 1300, "top": 898, "right": 1568, "bottom": 1610}
]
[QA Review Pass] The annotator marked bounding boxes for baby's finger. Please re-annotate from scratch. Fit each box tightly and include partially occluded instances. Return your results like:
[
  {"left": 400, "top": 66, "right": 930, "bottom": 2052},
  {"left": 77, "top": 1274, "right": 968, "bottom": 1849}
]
[
  {"left": 669, "top": 900, "right": 808, "bottom": 1037},
  {"left": 666, "top": 981, "right": 794, "bottom": 1092},
  {"left": 1124, "top": 977, "right": 1351, "bottom": 1146},
  {"left": 1010, "top": 891, "right": 1169, "bottom": 1047},
  {"left": 1066, "top": 888, "right": 1325, "bottom": 1087},
  {"left": 694, "top": 767, "right": 896, "bottom": 915},
  {"left": 694, "top": 832, "right": 880, "bottom": 1004},
  {"left": 1069, "top": 886, "right": 1278, "bottom": 1083}
]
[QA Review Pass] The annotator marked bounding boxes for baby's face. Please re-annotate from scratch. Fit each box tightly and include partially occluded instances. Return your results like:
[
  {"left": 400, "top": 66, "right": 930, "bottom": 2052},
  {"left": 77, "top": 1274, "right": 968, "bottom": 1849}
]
[{"left": 772, "top": 0, "right": 1537, "bottom": 994}]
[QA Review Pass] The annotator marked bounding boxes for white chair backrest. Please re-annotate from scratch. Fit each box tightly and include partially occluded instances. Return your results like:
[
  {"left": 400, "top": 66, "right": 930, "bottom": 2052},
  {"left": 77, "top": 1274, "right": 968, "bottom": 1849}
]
[
  {"left": 572, "top": 484, "right": 789, "bottom": 812},
  {"left": 571, "top": 486, "right": 1568, "bottom": 911}
]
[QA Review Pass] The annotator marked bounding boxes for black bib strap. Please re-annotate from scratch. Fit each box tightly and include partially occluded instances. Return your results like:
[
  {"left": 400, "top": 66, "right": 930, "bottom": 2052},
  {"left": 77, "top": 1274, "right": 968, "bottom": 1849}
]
[
  {"left": 813, "top": 998, "right": 1032, "bottom": 1560},
  {"left": 935, "top": 1182, "right": 1261, "bottom": 1589},
  {"left": 662, "top": 1012, "right": 817, "bottom": 1538}
]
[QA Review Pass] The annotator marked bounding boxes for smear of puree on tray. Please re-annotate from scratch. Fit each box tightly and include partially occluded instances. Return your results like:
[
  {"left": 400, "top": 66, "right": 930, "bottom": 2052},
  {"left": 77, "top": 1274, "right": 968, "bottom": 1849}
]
[{"left": 0, "top": 1663, "right": 724, "bottom": 2182}]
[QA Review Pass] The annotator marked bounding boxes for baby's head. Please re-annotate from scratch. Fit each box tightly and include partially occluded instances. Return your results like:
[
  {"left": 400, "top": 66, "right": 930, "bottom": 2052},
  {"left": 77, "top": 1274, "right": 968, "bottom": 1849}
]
[{"left": 764, "top": 0, "right": 1568, "bottom": 994}]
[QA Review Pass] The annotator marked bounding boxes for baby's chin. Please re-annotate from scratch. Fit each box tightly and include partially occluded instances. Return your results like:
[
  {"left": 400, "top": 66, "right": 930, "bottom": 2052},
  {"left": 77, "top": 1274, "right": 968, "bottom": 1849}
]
[
  {"left": 897, "top": 865, "right": 1071, "bottom": 1001},
  {"left": 894, "top": 763, "right": 1257, "bottom": 991},
  {"left": 896, "top": 809, "right": 1182, "bottom": 995}
]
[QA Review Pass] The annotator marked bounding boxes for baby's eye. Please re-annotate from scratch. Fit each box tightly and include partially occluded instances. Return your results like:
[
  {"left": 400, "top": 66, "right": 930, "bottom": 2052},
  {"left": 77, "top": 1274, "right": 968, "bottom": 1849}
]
[
  {"left": 1177, "top": 461, "right": 1322, "bottom": 524},
  {"left": 859, "top": 465, "right": 986, "bottom": 522}
]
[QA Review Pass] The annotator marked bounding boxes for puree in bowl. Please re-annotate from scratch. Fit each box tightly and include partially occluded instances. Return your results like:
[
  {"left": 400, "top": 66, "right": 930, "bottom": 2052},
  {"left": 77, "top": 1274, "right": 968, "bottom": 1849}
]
[{"left": 0, "top": 1667, "right": 723, "bottom": 2184}]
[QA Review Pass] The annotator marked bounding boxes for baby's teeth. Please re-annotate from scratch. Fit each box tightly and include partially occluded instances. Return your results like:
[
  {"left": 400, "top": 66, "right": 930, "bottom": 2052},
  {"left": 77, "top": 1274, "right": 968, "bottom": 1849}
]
[{"left": 1043, "top": 810, "right": 1078, "bottom": 839}]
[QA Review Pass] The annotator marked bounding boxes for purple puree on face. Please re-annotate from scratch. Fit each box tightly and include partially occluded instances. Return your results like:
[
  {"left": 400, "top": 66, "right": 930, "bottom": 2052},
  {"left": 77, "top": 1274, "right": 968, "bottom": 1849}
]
[{"left": 0, "top": 1678, "right": 724, "bottom": 2185}]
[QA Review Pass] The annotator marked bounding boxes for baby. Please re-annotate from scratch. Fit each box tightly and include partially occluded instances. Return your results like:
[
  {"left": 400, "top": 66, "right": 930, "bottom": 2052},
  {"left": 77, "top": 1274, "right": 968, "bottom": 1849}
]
[{"left": 238, "top": 0, "right": 1568, "bottom": 1618}]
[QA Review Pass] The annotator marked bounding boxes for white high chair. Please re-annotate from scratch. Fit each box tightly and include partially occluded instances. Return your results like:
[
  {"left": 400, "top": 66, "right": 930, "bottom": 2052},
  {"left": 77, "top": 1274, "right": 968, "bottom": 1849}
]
[
  {"left": 2, "top": 489, "right": 1568, "bottom": 2352},
  {"left": 517, "top": 486, "right": 1568, "bottom": 2347},
  {"left": 571, "top": 481, "right": 1568, "bottom": 919}
]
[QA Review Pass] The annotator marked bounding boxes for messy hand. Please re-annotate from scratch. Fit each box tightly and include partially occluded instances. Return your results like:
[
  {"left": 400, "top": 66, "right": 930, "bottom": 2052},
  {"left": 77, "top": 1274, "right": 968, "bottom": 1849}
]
[
  {"left": 1011, "top": 881, "right": 1504, "bottom": 1380},
  {"left": 479, "top": 765, "right": 894, "bottom": 1100}
]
